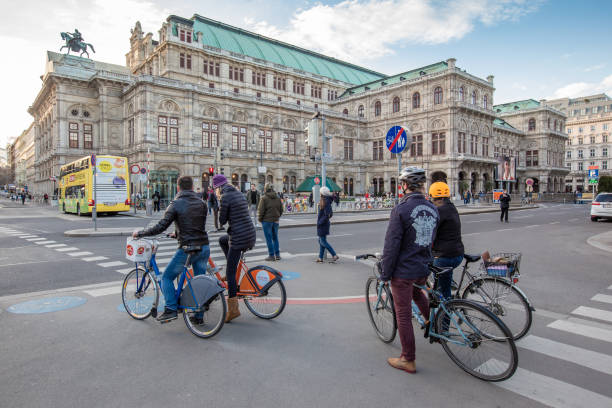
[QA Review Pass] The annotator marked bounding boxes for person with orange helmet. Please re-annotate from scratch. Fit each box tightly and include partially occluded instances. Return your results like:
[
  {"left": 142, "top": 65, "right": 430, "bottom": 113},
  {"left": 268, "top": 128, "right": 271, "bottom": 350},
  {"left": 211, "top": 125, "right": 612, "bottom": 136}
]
[{"left": 429, "top": 181, "right": 464, "bottom": 299}]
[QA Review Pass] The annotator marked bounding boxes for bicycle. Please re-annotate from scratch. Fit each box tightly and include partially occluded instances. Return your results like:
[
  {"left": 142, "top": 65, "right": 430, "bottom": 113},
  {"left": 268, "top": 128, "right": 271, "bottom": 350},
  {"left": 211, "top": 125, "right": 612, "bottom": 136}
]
[
  {"left": 357, "top": 253, "right": 518, "bottom": 382},
  {"left": 431, "top": 253, "right": 534, "bottom": 340},
  {"left": 121, "top": 237, "right": 227, "bottom": 338},
  {"left": 206, "top": 248, "right": 287, "bottom": 319}
]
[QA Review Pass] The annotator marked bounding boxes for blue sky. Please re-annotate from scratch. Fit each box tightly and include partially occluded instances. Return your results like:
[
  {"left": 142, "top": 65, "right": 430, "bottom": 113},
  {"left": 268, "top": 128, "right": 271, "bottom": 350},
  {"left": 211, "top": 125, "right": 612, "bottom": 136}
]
[{"left": 2, "top": 0, "right": 612, "bottom": 145}]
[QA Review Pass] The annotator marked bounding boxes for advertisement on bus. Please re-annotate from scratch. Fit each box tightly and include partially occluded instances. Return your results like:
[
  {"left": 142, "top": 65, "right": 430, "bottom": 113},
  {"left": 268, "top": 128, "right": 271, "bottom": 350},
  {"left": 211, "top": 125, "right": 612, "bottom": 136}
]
[{"left": 94, "top": 157, "right": 128, "bottom": 206}]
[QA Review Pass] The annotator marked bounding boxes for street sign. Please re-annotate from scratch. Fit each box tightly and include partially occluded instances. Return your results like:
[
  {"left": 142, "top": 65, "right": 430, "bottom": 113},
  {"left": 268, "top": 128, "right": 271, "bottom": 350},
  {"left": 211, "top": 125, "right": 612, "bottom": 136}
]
[
  {"left": 385, "top": 126, "right": 411, "bottom": 154},
  {"left": 526, "top": 178, "right": 534, "bottom": 186},
  {"left": 140, "top": 167, "right": 147, "bottom": 174},
  {"left": 321, "top": 152, "right": 333, "bottom": 163},
  {"left": 314, "top": 177, "right": 321, "bottom": 185},
  {"left": 258, "top": 166, "right": 267, "bottom": 174},
  {"left": 90, "top": 154, "right": 96, "bottom": 166},
  {"left": 588, "top": 168, "right": 599, "bottom": 179},
  {"left": 130, "top": 164, "right": 141, "bottom": 174}
]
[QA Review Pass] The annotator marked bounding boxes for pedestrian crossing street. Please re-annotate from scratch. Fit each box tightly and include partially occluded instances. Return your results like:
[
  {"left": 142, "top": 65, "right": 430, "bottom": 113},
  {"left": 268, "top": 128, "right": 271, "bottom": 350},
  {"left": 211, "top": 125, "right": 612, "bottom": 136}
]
[{"left": 0, "top": 226, "right": 289, "bottom": 276}]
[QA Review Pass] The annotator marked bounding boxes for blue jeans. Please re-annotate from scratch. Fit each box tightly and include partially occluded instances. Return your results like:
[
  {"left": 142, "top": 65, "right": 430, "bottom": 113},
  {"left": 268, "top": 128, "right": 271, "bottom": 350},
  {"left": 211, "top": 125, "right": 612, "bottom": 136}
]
[
  {"left": 262, "top": 221, "right": 280, "bottom": 256},
  {"left": 433, "top": 255, "right": 464, "bottom": 300},
  {"left": 162, "top": 245, "right": 210, "bottom": 311},
  {"left": 318, "top": 235, "right": 337, "bottom": 259}
]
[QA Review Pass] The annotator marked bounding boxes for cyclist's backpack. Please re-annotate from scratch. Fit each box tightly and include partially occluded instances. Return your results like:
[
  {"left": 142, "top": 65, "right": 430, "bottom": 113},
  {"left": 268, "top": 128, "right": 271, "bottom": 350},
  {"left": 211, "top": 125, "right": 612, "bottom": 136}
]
[{"left": 180, "top": 275, "right": 224, "bottom": 310}]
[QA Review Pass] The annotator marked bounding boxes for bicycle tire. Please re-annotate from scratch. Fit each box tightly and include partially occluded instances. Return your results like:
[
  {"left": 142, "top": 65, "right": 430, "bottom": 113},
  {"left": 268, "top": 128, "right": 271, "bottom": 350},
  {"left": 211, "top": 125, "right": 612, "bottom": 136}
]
[
  {"left": 122, "top": 267, "right": 158, "bottom": 320},
  {"left": 365, "top": 276, "right": 396, "bottom": 343},
  {"left": 182, "top": 292, "right": 227, "bottom": 339},
  {"left": 434, "top": 299, "right": 518, "bottom": 382},
  {"left": 243, "top": 279, "right": 287, "bottom": 319},
  {"left": 461, "top": 277, "right": 532, "bottom": 340}
]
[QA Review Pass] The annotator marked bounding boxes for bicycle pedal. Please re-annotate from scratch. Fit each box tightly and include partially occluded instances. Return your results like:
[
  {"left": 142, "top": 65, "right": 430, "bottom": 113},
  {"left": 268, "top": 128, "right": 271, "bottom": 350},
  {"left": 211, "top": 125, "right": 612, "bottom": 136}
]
[{"left": 158, "top": 316, "right": 177, "bottom": 324}]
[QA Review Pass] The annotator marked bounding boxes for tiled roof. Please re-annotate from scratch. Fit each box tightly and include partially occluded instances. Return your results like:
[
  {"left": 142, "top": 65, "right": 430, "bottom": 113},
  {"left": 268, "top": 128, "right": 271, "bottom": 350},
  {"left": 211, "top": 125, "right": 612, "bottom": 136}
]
[
  {"left": 171, "top": 15, "right": 385, "bottom": 85},
  {"left": 338, "top": 61, "right": 449, "bottom": 98},
  {"left": 493, "top": 99, "right": 541, "bottom": 114}
]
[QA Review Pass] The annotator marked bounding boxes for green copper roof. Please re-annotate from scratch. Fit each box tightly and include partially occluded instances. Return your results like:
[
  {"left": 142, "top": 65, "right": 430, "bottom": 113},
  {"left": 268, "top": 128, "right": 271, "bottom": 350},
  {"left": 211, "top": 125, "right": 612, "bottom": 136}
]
[
  {"left": 171, "top": 15, "right": 385, "bottom": 85},
  {"left": 338, "top": 61, "right": 448, "bottom": 98},
  {"left": 493, "top": 118, "right": 519, "bottom": 132},
  {"left": 493, "top": 99, "right": 541, "bottom": 114}
]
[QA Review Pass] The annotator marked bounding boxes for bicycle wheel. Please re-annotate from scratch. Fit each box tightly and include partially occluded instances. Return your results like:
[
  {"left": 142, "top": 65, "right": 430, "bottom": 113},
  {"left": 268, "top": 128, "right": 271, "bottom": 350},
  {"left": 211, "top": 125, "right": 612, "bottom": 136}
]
[
  {"left": 461, "top": 277, "right": 532, "bottom": 340},
  {"left": 183, "top": 292, "right": 226, "bottom": 339},
  {"left": 365, "top": 276, "right": 396, "bottom": 343},
  {"left": 243, "top": 279, "right": 287, "bottom": 319},
  {"left": 434, "top": 299, "right": 518, "bottom": 382},
  {"left": 122, "top": 267, "right": 158, "bottom": 320}
]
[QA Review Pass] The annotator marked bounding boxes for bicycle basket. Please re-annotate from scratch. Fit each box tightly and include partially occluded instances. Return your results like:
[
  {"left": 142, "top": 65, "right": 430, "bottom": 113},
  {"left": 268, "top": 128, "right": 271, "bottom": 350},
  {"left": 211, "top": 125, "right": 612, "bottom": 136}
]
[{"left": 480, "top": 252, "right": 521, "bottom": 278}]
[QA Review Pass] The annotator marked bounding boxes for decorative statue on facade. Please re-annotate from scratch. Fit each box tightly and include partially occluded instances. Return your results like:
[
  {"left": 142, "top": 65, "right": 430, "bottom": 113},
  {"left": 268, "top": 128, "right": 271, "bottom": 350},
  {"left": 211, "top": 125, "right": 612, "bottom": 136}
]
[{"left": 60, "top": 29, "right": 96, "bottom": 58}]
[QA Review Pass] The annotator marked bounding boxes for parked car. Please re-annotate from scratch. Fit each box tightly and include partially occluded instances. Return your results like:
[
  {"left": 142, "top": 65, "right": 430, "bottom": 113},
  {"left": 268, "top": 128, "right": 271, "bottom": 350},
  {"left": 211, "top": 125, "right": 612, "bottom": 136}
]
[{"left": 591, "top": 192, "right": 612, "bottom": 221}]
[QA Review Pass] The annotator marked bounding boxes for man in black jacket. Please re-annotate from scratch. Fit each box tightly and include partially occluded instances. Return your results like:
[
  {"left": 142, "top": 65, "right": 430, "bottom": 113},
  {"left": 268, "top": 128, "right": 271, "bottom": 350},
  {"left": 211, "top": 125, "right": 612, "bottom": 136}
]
[
  {"left": 212, "top": 174, "right": 256, "bottom": 322},
  {"left": 133, "top": 176, "right": 209, "bottom": 322},
  {"left": 246, "top": 184, "right": 260, "bottom": 228},
  {"left": 500, "top": 189, "right": 511, "bottom": 222}
]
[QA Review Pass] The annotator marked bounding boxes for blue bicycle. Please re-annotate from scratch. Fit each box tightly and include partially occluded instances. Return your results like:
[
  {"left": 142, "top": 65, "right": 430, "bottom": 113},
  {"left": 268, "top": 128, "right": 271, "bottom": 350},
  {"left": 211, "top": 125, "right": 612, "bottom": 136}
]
[
  {"left": 357, "top": 254, "right": 518, "bottom": 382},
  {"left": 121, "top": 238, "right": 227, "bottom": 338}
]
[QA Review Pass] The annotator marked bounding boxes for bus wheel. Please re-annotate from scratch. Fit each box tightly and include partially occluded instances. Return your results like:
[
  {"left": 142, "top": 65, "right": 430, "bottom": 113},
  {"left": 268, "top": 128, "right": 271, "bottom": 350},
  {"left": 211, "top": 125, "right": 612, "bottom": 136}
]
[{"left": 77, "top": 204, "right": 81, "bottom": 216}]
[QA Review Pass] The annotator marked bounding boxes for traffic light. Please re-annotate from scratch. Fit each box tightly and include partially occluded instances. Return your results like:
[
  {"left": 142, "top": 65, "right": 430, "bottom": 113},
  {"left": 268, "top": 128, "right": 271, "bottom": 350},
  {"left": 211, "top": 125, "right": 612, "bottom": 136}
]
[
  {"left": 216, "top": 146, "right": 226, "bottom": 161},
  {"left": 208, "top": 166, "right": 214, "bottom": 176},
  {"left": 220, "top": 148, "right": 226, "bottom": 160}
]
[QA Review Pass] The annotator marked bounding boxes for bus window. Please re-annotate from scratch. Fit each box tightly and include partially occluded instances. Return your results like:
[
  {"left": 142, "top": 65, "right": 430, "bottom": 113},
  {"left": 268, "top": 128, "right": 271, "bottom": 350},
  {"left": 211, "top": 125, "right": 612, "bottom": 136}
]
[{"left": 80, "top": 186, "right": 85, "bottom": 199}]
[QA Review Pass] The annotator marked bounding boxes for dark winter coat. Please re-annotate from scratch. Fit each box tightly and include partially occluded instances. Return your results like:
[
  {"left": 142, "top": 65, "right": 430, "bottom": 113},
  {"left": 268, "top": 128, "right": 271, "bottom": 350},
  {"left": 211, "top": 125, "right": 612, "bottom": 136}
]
[
  {"left": 207, "top": 192, "right": 219, "bottom": 210},
  {"left": 258, "top": 191, "right": 283, "bottom": 223},
  {"left": 246, "top": 189, "right": 260, "bottom": 206},
  {"left": 381, "top": 192, "right": 439, "bottom": 281},
  {"left": 500, "top": 193, "right": 511, "bottom": 209},
  {"left": 137, "top": 190, "right": 208, "bottom": 247},
  {"left": 432, "top": 199, "right": 464, "bottom": 258},
  {"left": 219, "top": 184, "right": 256, "bottom": 249},
  {"left": 317, "top": 197, "right": 333, "bottom": 237}
]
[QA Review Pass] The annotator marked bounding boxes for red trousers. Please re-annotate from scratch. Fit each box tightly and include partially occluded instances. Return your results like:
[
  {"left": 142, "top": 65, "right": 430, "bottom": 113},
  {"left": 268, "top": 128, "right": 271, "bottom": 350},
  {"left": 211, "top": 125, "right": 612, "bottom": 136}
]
[{"left": 391, "top": 276, "right": 429, "bottom": 361}]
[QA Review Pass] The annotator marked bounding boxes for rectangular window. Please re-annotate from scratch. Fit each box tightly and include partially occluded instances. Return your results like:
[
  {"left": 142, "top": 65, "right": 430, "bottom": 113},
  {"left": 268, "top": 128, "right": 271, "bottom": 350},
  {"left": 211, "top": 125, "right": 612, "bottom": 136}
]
[
  {"left": 590, "top": 148, "right": 595, "bottom": 157},
  {"left": 179, "top": 53, "right": 185, "bottom": 68},
  {"left": 282, "top": 132, "right": 295, "bottom": 155},
  {"left": 603, "top": 147, "right": 608, "bottom": 157},
  {"left": 604, "top": 124, "right": 609, "bottom": 131},
  {"left": 432, "top": 133, "right": 445, "bottom": 155},
  {"left": 157, "top": 116, "right": 177, "bottom": 144},
  {"left": 327, "top": 89, "right": 338, "bottom": 101},
  {"left": 481, "top": 137, "right": 488, "bottom": 156},
  {"left": 410, "top": 134, "right": 423, "bottom": 157},
  {"left": 578, "top": 162, "right": 583, "bottom": 171},
  {"left": 273, "top": 76, "right": 286, "bottom": 91},
  {"left": 578, "top": 137, "right": 583, "bottom": 144},
  {"left": 470, "top": 135, "right": 478, "bottom": 155},
  {"left": 252, "top": 72, "right": 266, "bottom": 87},
  {"left": 372, "top": 141, "right": 384, "bottom": 160},
  {"left": 229, "top": 66, "right": 244, "bottom": 82},
  {"left": 128, "top": 118, "right": 134, "bottom": 146},
  {"left": 603, "top": 134, "right": 608, "bottom": 143},
  {"left": 603, "top": 161, "right": 608, "bottom": 170},
  {"left": 590, "top": 136, "right": 595, "bottom": 144},
  {"left": 567, "top": 128, "right": 572, "bottom": 134},
  {"left": 258, "top": 129, "right": 273, "bottom": 153},
  {"left": 458, "top": 132, "right": 466, "bottom": 153},
  {"left": 311, "top": 85, "right": 321, "bottom": 99},
  {"left": 292, "top": 81, "right": 304, "bottom": 95},
  {"left": 69, "top": 122, "right": 78, "bottom": 148},
  {"left": 232, "top": 126, "right": 247, "bottom": 151},
  {"left": 203, "top": 60, "right": 220, "bottom": 77},
  {"left": 566, "top": 151, "right": 571, "bottom": 159},
  {"left": 186, "top": 54, "right": 191, "bottom": 70},
  {"left": 344, "top": 140, "right": 353, "bottom": 160},
  {"left": 202, "top": 122, "right": 218, "bottom": 148},
  {"left": 179, "top": 29, "right": 185, "bottom": 42},
  {"left": 84, "top": 124, "right": 92, "bottom": 149},
  {"left": 578, "top": 149, "right": 583, "bottom": 158},
  {"left": 158, "top": 126, "right": 167, "bottom": 144}
]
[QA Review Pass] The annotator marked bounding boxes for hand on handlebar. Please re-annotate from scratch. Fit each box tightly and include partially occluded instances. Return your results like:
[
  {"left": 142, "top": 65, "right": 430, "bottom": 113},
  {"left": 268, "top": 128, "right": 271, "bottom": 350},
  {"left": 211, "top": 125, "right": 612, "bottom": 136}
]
[
  {"left": 131, "top": 230, "right": 139, "bottom": 238},
  {"left": 166, "top": 232, "right": 177, "bottom": 239}
]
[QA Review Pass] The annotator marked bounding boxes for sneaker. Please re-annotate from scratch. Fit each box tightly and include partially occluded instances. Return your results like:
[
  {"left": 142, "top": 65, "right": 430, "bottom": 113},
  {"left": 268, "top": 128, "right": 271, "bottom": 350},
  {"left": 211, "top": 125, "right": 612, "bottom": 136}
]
[
  {"left": 265, "top": 256, "right": 276, "bottom": 262},
  {"left": 275, "top": 255, "right": 281, "bottom": 261},
  {"left": 330, "top": 255, "right": 340, "bottom": 263},
  {"left": 156, "top": 308, "right": 177, "bottom": 322},
  {"left": 316, "top": 258, "right": 324, "bottom": 263}
]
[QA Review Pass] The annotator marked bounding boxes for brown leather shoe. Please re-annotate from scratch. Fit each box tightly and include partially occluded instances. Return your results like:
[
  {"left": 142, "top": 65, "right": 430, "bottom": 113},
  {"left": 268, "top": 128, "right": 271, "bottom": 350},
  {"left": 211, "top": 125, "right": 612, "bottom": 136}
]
[
  {"left": 225, "top": 297, "right": 241, "bottom": 323},
  {"left": 387, "top": 357, "right": 416, "bottom": 373}
]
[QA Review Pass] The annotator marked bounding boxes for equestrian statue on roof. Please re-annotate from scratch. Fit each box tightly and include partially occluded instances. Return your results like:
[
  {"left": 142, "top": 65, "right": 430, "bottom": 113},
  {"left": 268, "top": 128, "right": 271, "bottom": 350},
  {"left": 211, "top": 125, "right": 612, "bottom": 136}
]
[{"left": 60, "top": 29, "right": 95, "bottom": 58}]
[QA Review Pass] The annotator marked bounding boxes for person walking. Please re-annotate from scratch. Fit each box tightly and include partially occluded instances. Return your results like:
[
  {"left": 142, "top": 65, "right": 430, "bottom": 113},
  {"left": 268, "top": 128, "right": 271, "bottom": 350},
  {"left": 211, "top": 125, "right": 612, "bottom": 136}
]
[
  {"left": 213, "top": 174, "right": 256, "bottom": 323},
  {"left": 258, "top": 183, "right": 283, "bottom": 261},
  {"left": 152, "top": 191, "right": 161, "bottom": 212},
  {"left": 207, "top": 187, "right": 222, "bottom": 231},
  {"left": 246, "top": 184, "right": 260, "bottom": 228},
  {"left": 21, "top": 192, "right": 26, "bottom": 205},
  {"left": 429, "top": 182, "right": 464, "bottom": 300},
  {"left": 381, "top": 167, "right": 439, "bottom": 374},
  {"left": 316, "top": 186, "right": 339, "bottom": 263},
  {"left": 499, "top": 189, "right": 511, "bottom": 222}
]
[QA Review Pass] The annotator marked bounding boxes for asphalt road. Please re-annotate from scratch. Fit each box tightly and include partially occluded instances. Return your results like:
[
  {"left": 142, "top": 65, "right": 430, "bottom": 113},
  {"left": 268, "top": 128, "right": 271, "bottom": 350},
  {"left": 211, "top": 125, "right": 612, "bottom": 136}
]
[{"left": 1, "top": 201, "right": 611, "bottom": 408}]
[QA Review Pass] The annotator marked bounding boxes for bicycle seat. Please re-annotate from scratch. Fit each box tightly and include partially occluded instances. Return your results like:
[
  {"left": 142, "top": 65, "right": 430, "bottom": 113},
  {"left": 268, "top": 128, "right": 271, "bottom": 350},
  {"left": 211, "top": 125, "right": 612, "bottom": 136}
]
[
  {"left": 182, "top": 245, "right": 202, "bottom": 254},
  {"left": 464, "top": 254, "right": 481, "bottom": 263}
]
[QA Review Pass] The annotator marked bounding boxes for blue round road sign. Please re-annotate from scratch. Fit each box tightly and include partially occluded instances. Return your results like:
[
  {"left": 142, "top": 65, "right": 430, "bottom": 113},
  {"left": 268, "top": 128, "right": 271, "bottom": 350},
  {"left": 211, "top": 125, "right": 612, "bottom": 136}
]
[
  {"left": 386, "top": 126, "right": 409, "bottom": 154},
  {"left": 140, "top": 167, "right": 147, "bottom": 174}
]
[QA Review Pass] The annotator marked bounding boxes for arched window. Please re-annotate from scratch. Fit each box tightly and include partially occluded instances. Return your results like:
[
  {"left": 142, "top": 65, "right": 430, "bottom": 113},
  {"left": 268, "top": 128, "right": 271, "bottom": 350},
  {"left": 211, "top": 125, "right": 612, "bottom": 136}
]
[
  {"left": 434, "top": 87, "right": 443, "bottom": 104},
  {"left": 459, "top": 86, "right": 464, "bottom": 101},
  {"left": 374, "top": 101, "right": 381, "bottom": 117},
  {"left": 240, "top": 174, "right": 248, "bottom": 193},
  {"left": 282, "top": 176, "right": 289, "bottom": 193},
  {"left": 392, "top": 97, "right": 400, "bottom": 113},
  {"left": 290, "top": 176, "right": 296, "bottom": 193},
  {"left": 471, "top": 90, "right": 477, "bottom": 105},
  {"left": 483, "top": 95, "right": 488, "bottom": 109},
  {"left": 342, "top": 108, "right": 348, "bottom": 115},
  {"left": 358, "top": 105, "right": 364, "bottom": 117},
  {"left": 528, "top": 118, "right": 536, "bottom": 131},
  {"left": 412, "top": 92, "right": 420, "bottom": 108}
]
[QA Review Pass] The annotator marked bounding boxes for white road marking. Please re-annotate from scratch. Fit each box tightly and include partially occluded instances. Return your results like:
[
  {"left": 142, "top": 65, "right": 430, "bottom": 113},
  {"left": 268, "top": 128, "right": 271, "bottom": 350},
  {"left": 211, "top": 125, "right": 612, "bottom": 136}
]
[
  {"left": 496, "top": 228, "right": 513, "bottom": 232},
  {"left": 68, "top": 251, "right": 94, "bottom": 257},
  {"left": 116, "top": 267, "right": 136, "bottom": 274},
  {"left": 84, "top": 286, "right": 122, "bottom": 297},
  {"left": 592, "top": 293, "right": 612, "bottom": 304},
  {"left": 518, "top": 335, "right": 612, "bottom": 376},
  {"left": 98, "top": 261, "right": 127, "bottom": 268},
  {"left": 18, "top": 235, "right": 37, "bottom": 238},
  {"left": 45, "top": 244, "right": 66, "bottom": 248},
  {"left": 462, "top": 232, "right": 481, "bottom": 236},
  {"left": 25, "top": 238, "right": 45, "bottom": 241},
  {"left": 572, "top": 306, "right": 612, "bottom": 323},
  {"left": 292, "top": 233, "right": 352, "bottom": 240},
  {"left": 35, "top": 241, "right": 56, "bottom": 245},
  {"left": 524, "top": 225, "right": 540, "bottom": 228},
  {"left": 549, "top": 221, "right": 560, "bottom": 224},
  {"left": 55, "top": 247, "right": 79, "bottom": 252},
  {"left": 0, "top": 280, "right": 124, "bottom": 302},
  {"left": 492, "top": 365, "right": 612, "bottom": 408},
  {"left": 548, "top": 319, "right": 612, "bottom": 343},
  {"left": 81, "top": 256, "right": 108, "bottom": 262}
]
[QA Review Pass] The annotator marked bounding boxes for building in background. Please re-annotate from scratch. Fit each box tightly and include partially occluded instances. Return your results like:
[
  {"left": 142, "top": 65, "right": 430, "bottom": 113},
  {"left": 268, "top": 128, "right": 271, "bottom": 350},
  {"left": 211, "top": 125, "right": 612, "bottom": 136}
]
[
  {"left": 543, "top": 94, "right": 611, "bottom": 192},
  {"left": 9, "top": 124, "right": 36, "bottom": 190}
]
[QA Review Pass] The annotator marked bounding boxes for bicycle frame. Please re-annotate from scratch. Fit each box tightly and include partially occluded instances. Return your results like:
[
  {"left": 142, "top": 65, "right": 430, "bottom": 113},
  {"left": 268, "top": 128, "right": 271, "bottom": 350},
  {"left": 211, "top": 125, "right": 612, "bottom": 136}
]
[{"left": 206, "top": 253, "right": 283, "bottom": 297}]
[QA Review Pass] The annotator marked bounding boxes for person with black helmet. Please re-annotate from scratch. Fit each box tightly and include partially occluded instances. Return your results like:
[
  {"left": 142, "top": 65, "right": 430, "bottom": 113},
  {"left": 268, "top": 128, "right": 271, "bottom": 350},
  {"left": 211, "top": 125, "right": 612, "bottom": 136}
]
[{"left": 380, "top": 167, "right": 439, "bottom": 374}]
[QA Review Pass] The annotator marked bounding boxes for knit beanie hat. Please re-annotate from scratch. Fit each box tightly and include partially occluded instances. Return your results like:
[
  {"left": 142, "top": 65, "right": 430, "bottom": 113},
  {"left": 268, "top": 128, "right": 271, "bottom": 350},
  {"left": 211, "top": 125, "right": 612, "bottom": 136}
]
[{"left": 212, "top": 174, "right": 228, "bottom": 189}]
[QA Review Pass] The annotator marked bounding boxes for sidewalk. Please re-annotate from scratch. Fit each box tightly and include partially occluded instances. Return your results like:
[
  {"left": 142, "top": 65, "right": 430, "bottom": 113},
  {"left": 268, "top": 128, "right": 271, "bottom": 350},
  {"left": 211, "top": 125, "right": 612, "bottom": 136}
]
[
  {"left": 587, "top": 230, "right": 612, "bottom": 253},
  {"left": 64, "top": 204, "right": 538, "bottom": 237}
]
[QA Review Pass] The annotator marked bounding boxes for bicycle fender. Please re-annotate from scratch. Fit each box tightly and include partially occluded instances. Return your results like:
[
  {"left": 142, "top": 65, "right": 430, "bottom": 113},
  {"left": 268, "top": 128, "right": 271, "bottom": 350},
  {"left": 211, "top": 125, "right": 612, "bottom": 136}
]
[
  {"left": 244, "top": 265, "right": 283, "bottom": 292},
  {"left": 470, "top": 277, "right": 535, "bottom": 312}
]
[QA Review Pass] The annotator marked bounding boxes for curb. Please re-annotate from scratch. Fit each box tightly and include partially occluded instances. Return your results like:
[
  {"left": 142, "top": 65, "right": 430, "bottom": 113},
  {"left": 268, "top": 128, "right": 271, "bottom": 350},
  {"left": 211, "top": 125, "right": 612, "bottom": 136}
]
[{"left": 586, "top": 231, "right": 612, "bottom": 253}]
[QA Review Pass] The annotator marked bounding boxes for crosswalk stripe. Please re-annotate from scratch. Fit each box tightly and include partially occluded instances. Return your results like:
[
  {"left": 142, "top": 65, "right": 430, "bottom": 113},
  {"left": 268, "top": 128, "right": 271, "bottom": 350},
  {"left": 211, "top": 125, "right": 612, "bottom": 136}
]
[
  {"left": 68, "top": 251, "right": 94, "bottom": 257},
  {"left": 491, "top": 365, "right": 612, "bottom": 408},
  {"left": 35, "top": 241, "right": 56, "bottom": 245},
  {"left": 572, "top": 306, "right": 612, "bottom": 323},
  {"left": 55, "top": 247, "right": 79, "bottom": 252},
  {"left": 82, "top": 256, "right": 108, "bottom": 262},
  {"left": 26, "top": 238, "right": 45, "bottom": 241},
  {"left": 116, "top": 267, "right": 136, "bottom": 274},
  {"left": 592, "top": 294, "right": 612, "bottom": 304},
  {"left": 548, "top": 319, "right": 612, "bottom": 343},
  {"left": 45, "top": 244, "right": 67, "bottom": 248},
  {"left": 517, "top": 335, "right": 612, "bottom": 376},
  {"left": 154, "top": 247, "right": 270, "bottom": 266},
  {"left": 18, "top": 235, "right": 37, "bottom": 238},
  {"left": 154, "top": 242, "right": 268, "bottom": 258},
  {"left": 84, "top": 286, "right": 122, "bottom": 297},
  {"left": 98, "top": 261, "right": 127, "bottom": 268}
]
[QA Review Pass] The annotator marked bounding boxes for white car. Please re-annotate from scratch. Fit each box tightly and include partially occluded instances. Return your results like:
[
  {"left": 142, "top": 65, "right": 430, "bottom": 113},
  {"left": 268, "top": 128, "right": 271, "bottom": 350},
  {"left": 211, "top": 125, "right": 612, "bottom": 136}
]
[{"left": 591, "top": 192, "right": 612, "bottom": 221}]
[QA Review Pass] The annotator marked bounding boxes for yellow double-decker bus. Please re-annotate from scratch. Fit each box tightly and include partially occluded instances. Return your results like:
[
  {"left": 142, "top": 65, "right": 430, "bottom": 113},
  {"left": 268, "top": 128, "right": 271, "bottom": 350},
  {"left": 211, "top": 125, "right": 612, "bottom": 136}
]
[{"left": 59, "top": 155, "right": 130, "bottom": 215}]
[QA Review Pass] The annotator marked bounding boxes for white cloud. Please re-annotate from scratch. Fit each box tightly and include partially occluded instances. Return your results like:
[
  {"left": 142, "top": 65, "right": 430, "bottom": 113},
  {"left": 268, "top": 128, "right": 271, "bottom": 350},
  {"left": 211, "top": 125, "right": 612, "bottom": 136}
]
[
  {"left": 244, "top": 0, "right": 540, "bottom": 62},
  {"left": 584, "top": 63, "right": 605, "bottom": 72},
  {"left": 550, "top": 74, "right": 612, "bottom": 98}
]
